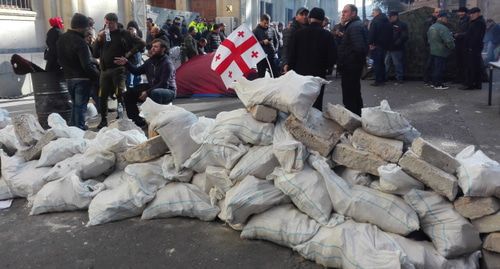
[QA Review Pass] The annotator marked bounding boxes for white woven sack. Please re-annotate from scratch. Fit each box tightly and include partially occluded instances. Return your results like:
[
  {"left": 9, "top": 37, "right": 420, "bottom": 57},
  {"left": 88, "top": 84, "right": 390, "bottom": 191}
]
[
  {"left": 272, "top": 114, "right": 308, "bottom": 173},
  {"left": 161, "top": 154, "right": 194, "bottom": 183},
  {"left": 309, "top": 153, "right": 420, "bottom": 235},
  {"left": 37, "top": 138, "right": 88, "bottom": 167},
  {"left": 30, "top": 173, "right": 105, "bottom": 215},
  {"left": 141, "top": 182, "right": 219, "bottom": 221},
  {"left": 229, "top": 145, "right": 279, "bottom": 182},
  {"left": 222, "top": 175, "right": 289, "bottom": 226},
  {"left": 377, "top": 163, "right": 424, "bottom": 195},
  {"left": 269, "top": 165, "right": 332, "bottom": 225},
  {"left": 234, "top": 70, "right": 327, "bottom": 121},
  {"left": 335, "top": 166, "right": 373, "bottom": 186},
  {"left": 455, "top": 145, "right": 500, "bottom": 197},
  {"left": 0, "top": 176, "right": 15, "bottom": 200},
  {"left": 294, "top": 220, "right": 412, "bottom": 269},
  {"left": 403, "top": 189, "right": 482, "bottom": 258},
  {"left": 241, "top": 203, "right": 320, "bottom": 248},
  {"left": 183, "top": 143, "right": 248, "bottom": 173}
]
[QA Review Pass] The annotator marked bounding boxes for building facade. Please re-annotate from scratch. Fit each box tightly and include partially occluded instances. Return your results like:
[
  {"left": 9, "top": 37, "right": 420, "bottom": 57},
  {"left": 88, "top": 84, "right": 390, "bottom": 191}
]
[{"left": 410, "top": 0, "right": 499, "bottom": 21}]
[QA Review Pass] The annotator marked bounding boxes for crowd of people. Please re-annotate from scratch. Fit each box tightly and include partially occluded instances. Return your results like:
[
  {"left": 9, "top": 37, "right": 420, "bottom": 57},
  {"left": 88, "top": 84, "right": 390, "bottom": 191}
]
[{"left": 43, "top": 5, "right": 500, "bottom": 131}]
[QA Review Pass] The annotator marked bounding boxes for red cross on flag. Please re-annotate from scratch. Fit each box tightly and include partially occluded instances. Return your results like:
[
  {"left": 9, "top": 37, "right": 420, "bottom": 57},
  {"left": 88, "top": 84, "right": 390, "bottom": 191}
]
[{"left": 211, "top": 24, "right": 266, "bottom": 88}]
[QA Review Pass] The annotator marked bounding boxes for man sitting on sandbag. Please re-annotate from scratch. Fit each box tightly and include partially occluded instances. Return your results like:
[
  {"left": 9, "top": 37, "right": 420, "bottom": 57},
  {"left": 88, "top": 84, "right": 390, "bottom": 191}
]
[{"left": 114, "top": 39, "right": 176, "bottom": 128}]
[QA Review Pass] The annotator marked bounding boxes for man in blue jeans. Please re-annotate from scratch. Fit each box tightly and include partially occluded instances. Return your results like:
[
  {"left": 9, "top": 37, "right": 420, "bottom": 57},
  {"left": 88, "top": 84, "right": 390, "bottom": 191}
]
[
  {"left": 368, "top": 7, "right": 393, "bottom": 86},
  {"left": 427, "top": 11, "right": 455, "bottom": 90},
  {"left": 385, "top": 11, "right": 408, "bottom": 84},
  {"left": 114, "top": 39, "right": 176, "bottom": 128},
  {"left": 57, "top": 13, "right": 100, "bottom": 130}
]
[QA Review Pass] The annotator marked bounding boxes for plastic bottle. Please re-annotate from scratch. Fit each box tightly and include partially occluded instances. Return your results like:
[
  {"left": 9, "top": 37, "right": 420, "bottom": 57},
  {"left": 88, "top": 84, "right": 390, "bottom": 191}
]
[{"left": 105, "top": 25, "right": 111, "bottom": 42}]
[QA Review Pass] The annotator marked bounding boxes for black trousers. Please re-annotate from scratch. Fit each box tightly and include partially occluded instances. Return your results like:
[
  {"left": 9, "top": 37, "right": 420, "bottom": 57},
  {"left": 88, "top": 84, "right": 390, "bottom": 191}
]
[
  {"left": 455, "top": 41, "right": 466, "bottom": 83},
  {"left": 465, "top": 51, "right": 483, "bottom": 89},
  {"left": 312, "top": 85, "right": 325, "bottom": 111},
  {"left": 257, "top": 55, "right": 280, "bottom": 78},
  {"left": 341, "top": 66, "right": 364, "bottom": 116}
]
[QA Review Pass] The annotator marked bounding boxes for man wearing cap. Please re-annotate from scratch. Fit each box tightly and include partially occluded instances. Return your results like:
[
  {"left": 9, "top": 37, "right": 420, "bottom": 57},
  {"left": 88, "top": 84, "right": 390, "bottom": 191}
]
[
  {"left": 93, "top": 12, "right": 146, "bottom": 128},
  {"left": 423, "top": 7, "right": 441, "bottom": 85},
  {"left": 57, "top": 13, "right": 100, "bottom": 130},
  {"left": 386, "top": 11, "right": 408, "bottom": 84},
  {"left": 427, "top": 11, "right": 455, "bottom": 90},
  {"left": 462, "top": 7, "right": 486, "bottom": 90},
  {"left": 454, "top": 7, "right": 469, "bottom": 84},
  {"left": 288, "top": 7, "right": 337, "bottom": 111},
  {"left": 368, "top": 7, "right": 393, "bottom": 86},
  {"left": 337, "top": 4, "right": 368, "bottom": 116},
  {"left": 282, "top": 7, "right": 309, "bottom": 73}
]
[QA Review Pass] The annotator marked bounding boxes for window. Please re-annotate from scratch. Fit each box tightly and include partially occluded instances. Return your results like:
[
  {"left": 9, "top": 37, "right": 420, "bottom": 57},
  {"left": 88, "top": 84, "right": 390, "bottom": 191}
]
[{"left": 0, "top": 0, "right": 32, "bottom": 10}]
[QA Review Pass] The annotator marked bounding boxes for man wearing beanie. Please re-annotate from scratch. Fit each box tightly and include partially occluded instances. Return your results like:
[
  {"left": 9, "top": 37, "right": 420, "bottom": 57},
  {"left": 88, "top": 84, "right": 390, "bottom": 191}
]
[
  {"left": 462, "top": 7, "right": 486, "bottom": 90},
  {"left": 288, "top": 7, "right": 336, "bottom": 111},
  {"left": 57, "top": 13, "right": 100, "bottom": 130},
  {"left": 93, "top": 12, "right": 146, "bottom": 128}
]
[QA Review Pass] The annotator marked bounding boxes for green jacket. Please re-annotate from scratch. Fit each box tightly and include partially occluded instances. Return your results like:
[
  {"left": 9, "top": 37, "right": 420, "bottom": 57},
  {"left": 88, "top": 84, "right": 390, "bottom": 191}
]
[{"left": 427, "top": 21, "right": 455, "bottom": 57}]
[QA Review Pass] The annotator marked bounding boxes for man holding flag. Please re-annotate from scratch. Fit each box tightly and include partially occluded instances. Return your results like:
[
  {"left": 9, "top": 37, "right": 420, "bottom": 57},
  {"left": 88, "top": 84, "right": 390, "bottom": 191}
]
[
  {"left": 211, "top": 23, "right": 266, "bottom": 88},
  {"left": 253, "top": 14, "right": 280, "bottom": 78}
]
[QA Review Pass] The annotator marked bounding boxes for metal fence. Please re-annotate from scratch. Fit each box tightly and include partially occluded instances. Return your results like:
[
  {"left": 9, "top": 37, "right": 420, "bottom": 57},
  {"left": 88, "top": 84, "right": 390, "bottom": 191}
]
[{"left": 0, "top": 0, "right": 32, "bottom": 10}]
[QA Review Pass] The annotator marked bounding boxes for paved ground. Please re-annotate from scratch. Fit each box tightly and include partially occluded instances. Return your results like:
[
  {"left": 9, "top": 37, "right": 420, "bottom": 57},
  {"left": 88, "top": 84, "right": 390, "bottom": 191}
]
[{"left": 1, "top": 72, "right": 500, "bottom": 268}]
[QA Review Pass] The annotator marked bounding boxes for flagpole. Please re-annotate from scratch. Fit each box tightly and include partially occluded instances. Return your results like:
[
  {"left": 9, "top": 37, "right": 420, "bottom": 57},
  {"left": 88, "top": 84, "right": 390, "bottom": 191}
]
[{"left": 265, "top": 57, "right": 275, "bottom": 78}]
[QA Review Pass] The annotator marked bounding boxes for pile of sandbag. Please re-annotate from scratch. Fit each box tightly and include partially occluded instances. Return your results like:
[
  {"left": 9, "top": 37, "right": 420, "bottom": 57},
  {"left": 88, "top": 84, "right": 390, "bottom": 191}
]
[{"left": 1, "top": 70, "right": 499, "bottom": 268}]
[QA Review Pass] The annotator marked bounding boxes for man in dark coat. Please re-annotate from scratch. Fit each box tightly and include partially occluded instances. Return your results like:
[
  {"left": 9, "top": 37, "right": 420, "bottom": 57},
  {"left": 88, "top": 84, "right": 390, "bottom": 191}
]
[
  {"left": 288, "top": 7, "right": 337, "bottom": 111},
  {"left": 253, "top": 13, "right": 280, "bottom": 78},
  {"left": 281, "top": 7, "right": 309, "bottom": 73},
  {"left": 454, "top": 7, "right": 469, "bottom": 83},
  {"left": 45, "top": 17, "right": 64, "bottom": 72},
  {"left": 57, "top": 13, "right": 100, "bottom": 130},
  {"left": 462, "top": 7, "right": 486, "bottom": 90},
  {"left": 337, "top": 4, "right": 368, "bottom": 116},
  {"left": 368, "top": 7, "right": 393, "bottom": 86},
  {"left": 206, "top": 24, "right": 222, "bottom": 53},
  {"left": 386, "top": 11, "right": 409, "bottom": 84},
  {"left": 114, "top": 39, "right": 176, "bottom": 128}
]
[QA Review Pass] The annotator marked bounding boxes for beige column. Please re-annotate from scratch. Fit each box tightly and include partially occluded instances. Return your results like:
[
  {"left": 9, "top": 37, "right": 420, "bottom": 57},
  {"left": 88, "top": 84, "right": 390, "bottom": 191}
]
[
  {"left": 123, "top": 0, "right": 134, "bottom": 25},
  {"left": 175, "top": 0, "right": 189, "bottom": 11}
]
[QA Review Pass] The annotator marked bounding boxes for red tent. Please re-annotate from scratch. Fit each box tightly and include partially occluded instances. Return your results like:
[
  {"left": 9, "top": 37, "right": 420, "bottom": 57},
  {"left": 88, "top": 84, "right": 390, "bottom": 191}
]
[{"left": 175, "top": 52, "right": 257, "bottom": 97}]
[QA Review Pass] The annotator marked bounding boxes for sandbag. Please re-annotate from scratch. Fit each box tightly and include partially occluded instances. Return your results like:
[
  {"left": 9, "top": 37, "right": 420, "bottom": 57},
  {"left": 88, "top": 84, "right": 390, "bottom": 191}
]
[
  {"left": 87, "top": 128, "right": 147, "bottom": 154},
  {"left": 241, "top": 204, "right": 320, "bottom": 248},
  {"left": 30, "top": 174, "right": 105, "bottom": 215},
  {"left": 335, "top": 166, "right": 373, "bottom": 186},
  {"left": 183, "top": 143, "right": 248, "bottom": 173},
  {"left": 41, "top": 154, "right": 83, "bottom": 182},
  {"left": 309, "top": 153, "right": 420, "bottom": 235},
  {"left": 0, "top": 108, "right": 11, "bottom": 129},
  {"left": 141, "top": 182, "right": 219, "bottom": 221},
  {"left": 151, "top": 105, "right": 200, "bottom": 171},
  {"left": 36, "top": 138, "right": 88, "bottom": 167},
  {"left": 272, "top": 114, "right": 308, "bottom": 173},
  {"left": 403, "top": 189, "right": 482, "bottom": 258},
  {"left": 191, "top": 173, "right": 210, "bottom": 194},
  {"left": 0, "top": 176, "right": 15, "bottom": 200},
  {"left": 361, "top": 100, "right": 420, "bottom": 144},
  {"left": 205, "top": 166, "right": 233, "bottom": 205},
  {"left": 294, "top": 219, "right": 413, "bottom": 269},
  {"left": 0, "top": 125, "right": 23, "bottom": 155},
  {"left": 234, "top": 70, "right": 327, "bottom": 121},
  {"left": 87, "top": 159, "right": 167, "bottom": 226},
  {"left": 455, "top": 145, "right": 500, "bottom": 198},
  {"left": 269, "top": 165, "right": 332, "bottom": 225},
  {"left": 377, "top": 163, "right": 424, "bottom": 195},
  {"left": 229, "top": 145, "right": 279, "bottom": 182},
  {"left": 388, "top": 233, "right": 481, "bottom": 269},
  {"left": 161, "top": 154, "right": 193, "bottom": 183},
  {"left": 42, "top": 150, "right": 115, "bottom": 181},
  {"left": 221, "top": 175, "right": 289, "bottom": 226},
  {"left": 47, "top": 113, "right": 85, "bottom": 139},
  {"left": 1, "top": 151, "right": 51, "bottom": 201}
]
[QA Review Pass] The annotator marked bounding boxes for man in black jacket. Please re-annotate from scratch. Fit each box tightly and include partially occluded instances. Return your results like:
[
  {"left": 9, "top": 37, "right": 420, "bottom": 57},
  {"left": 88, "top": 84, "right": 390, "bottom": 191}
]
[
  {"left": 337, "top": 4, "right": 368, "bottom": 116},
  {"left": 282, "top": 7, "right": 309, "bottom": 73},
  {"left": 368, "top": 7, "right": 393, "bottom": 86},
  {"left": 253, "top": 14, "right": 280, "bottom": 78},
  {"left": 386, "top": 11, "right": 408, "bottom": 84},
  {"left": 206, "top": 24, "right": 222, "bottom": 53},
  {"left": 93, "top": 12, "right": 146, "bottom": 128},
  {"left": 454, "top": 7, "right": 469, "bottom": 83},
  {"left": 463, "top": 7, "right": 486, "bottom": 90},
  {"left": 114, "top": 39, "right": 176, "bottom": 128},
  {"left": 288, "top": 7, "right": 336, "bottom": 111},
  {"left": 57, "top": 13, "right": 100, "bottom": 130}
]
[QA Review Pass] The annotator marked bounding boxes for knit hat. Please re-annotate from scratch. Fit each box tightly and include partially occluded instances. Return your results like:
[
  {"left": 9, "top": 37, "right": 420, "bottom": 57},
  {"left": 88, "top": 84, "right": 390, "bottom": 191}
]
[
  {"left": 468, "top": 7, "right": 481, "bottom": 14},
  {"left": 49, "top": 17, "right": 63, "bottom": 29},
  {"left": 437, "top": 10, "right": 449, "bottom": 18},
  {"left": 70, "top": 13, "right": 89, "bottom": 29},
  {"left": 296, "top": 7, "right": 309, "bottom": 16},
  {"left": 388, "top": 11, "right": 399, "bottom": 17},
  {"left": 309, "top": 7, "right": 325, "bottom": 21},
  {"left": 458, "top": 7, "right": 468, "bottom": 13}
]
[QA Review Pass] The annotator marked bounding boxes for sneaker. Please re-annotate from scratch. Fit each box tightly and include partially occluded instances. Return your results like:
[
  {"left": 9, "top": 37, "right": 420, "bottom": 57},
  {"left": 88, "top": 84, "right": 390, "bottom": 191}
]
[
  {"left": 434, "top": 85, "right": 449, "bottom": 90},
  {"left": 97, "top": 119, "right": 108, "bottom": 129}
]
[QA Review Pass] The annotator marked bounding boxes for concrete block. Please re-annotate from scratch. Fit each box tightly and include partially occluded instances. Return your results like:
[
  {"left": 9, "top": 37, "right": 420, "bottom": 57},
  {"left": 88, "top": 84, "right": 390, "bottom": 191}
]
[
  {"left": 411, "top": 137, "right": 460, "bottom": 174},
  {"left": 454, "top": 197, "right": 500, "bottom": 220},
  {"left": 21, "top": 129, "right": 59, "bottom": 161},
  {"left": 323, "top": 103, "right": 361, "bottom": 132},
  {"left": 472, "top": 212, "right": 500, "bottom": 233},
  {"left": 285, "top": 108, "right": 345, "bottom": 156},
  {"left": 351, "top": 128, "right": 403, "bottom": 163},
  {"left": 13, "top": 114, "right": 45, "bottom": 146},
  {"left": 123, "top": 135, "right": 168, "bottom": 163},
  {"left": 249, "top": 105, "right": 277, "bottom": 123},
  {"left": 484, "top": 233, "right": 500, "bottom": 254},
  {"left": 331, "top": 143, "right": 388, "bottom": 176},
  {"left": 398, "top": 150, "right": 458, "bottom": 201},
  {"left": 481, "top": 250, "right": 500, "bottom": 269}
]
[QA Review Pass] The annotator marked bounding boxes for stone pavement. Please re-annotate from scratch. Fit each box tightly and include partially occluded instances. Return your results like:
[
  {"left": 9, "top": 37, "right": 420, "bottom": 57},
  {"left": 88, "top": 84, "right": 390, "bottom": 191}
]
[{"left": 1, "top": 74, "right": 500, "bottom": 268}]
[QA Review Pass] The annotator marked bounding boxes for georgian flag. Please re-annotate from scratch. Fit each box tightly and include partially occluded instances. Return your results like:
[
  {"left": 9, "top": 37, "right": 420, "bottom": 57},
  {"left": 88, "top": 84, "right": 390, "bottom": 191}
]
[{"left": 211, "top": 24, "right": 266, "bottom": 88}]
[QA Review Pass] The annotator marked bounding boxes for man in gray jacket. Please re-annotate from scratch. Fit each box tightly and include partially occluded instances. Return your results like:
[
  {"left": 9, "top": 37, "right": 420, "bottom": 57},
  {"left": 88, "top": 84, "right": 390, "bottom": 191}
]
[{"left": 427, "top": 11, "right": 455, "bottom": 90}]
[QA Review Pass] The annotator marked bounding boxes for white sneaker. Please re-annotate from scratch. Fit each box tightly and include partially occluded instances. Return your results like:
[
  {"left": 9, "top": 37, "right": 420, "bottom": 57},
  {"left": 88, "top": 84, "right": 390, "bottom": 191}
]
[{"left": 434, "top": 85, "right": 449, "bottom": 90}]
